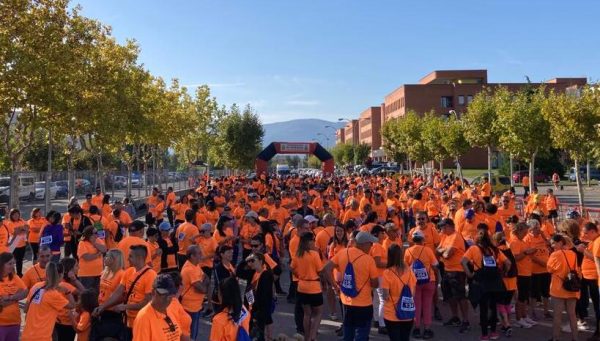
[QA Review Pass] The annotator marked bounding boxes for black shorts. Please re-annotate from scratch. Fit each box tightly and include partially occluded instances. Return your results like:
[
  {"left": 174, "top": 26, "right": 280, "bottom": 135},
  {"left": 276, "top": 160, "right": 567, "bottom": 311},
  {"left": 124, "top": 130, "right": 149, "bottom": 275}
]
[
  {"left": 531, "top": 273, "right": 551, "bottom": 300},
  {"left": 441, "top": 271, "right": 467, "bottom": 301},
  {"left": 499, "top": 290, "right": 515, "bottom": 305},
  {"left": 548, "top": 210, "right": 558, "bottom": 219},
  {"left": 517, "top": 276, "right": 531, "bottom": 303},
  {"left": 297, "top": 292, "right": 323, "bottom": 307}
]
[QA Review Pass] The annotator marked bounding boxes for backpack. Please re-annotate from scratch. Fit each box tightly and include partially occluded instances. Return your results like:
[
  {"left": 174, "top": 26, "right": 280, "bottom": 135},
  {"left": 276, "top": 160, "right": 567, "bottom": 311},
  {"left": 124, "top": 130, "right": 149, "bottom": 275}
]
[
  {"left": 410, "top": 247, "right": 430, "bottom": 285},
  {"left": 475, "top": 246, "right": 505, "bottom": 293},
  {"left": 236, "top": 307, "right": 251, "bottom": 341},
  {"left": 91, "top": 217, "right": 105, "bottom": 239},
  {"left": 340, "top": 250, "right": 366, "bottom": 298},
  {"left": 114, "top": 222, "right": 124, "bottom": 243},
  {"left": 392, "top": 271, "right": 415, "bottom": 320},
  {"left": 562, "top": 251, "right": 581, "bottom": 292}
]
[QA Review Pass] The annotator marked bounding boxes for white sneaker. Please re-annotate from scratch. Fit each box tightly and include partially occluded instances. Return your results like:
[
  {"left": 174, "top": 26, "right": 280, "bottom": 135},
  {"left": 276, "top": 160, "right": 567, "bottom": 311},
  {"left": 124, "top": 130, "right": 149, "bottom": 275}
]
[
  {"left": 578, "top": 320, "right": 589, "bottom": 331},
  {"left": 524, "top": 317, "right": 537, "bottom": 326},
  {"left": 562, "top": 324, "right": 572, "bottom": 333},
  {"left": 516, "top": 319, "right": 532, "bottom": 328}
]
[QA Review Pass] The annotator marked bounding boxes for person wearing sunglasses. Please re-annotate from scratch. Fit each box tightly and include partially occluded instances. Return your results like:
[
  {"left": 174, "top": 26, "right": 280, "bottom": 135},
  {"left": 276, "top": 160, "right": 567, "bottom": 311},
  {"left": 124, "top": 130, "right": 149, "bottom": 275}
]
[{"left": 132, "top": 274, "right": 182, "bottom": 340}]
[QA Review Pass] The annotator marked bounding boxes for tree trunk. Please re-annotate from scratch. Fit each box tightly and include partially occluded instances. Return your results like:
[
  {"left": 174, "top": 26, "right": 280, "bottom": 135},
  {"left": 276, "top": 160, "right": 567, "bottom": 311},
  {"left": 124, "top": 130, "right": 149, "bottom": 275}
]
[
  {"left": 529, "top": 152, "right": 537, "bottom": 194},
  {"left": 439, "top": 160, "right": 444, "bottom": 175},
  {"left": 408, "top": 157, "right": 413, "bottom": 175},
  {"left": 456, "top": 156, "right": 464, "bottom": 184},
  {"left": 96, "top": 153, "right": 104, "bottom": 193},
  {"left": 509, "top": 155, "right": 514, "bottom": 187},
  {"left": 126, "top": 163, "right": 132, "bottom": 199},
  {"left": 487, "top": 145, "right": 493, "bottom": 181},
  {"left": 574, "top": 159, "right": 585, "bottom": 213},
  {"left": 9, "top": 162, "right": 20, "bottom": 210},
  {"left": 67, "top": 153, "right": 75, "bottom": 199},
  {"left": 45, "top": 130, "right": 53, "bottom": 213}
]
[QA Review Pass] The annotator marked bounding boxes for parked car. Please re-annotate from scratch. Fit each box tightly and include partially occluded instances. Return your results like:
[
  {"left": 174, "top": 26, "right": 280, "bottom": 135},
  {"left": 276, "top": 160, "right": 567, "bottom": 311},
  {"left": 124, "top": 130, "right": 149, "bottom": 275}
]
[
  {"left": 54, "top": 180, "right": 69, "bottom": 198},
  {"left": 75, "top": 179, "right": 92, "bottom": 194},
  {"left": 112, "top": 176, "right": 127, "bottom": 189},
  {"left": 512, "top": 170, "right": 549, "bottom": 183},
  {"left": 370, "top": 165, "right": 401, "bottom": 175},
  {"left": 0, "top": 176, "right": 36, "bottom": 203},
  {"left": 568, "top": 166, "right": 600, "bottom": 182},
  {"left": 472, "top": 174, "right": 512, "bottom": 193},
  {"left": 34, "top": 181, "right": 60, "bottom": 200}
]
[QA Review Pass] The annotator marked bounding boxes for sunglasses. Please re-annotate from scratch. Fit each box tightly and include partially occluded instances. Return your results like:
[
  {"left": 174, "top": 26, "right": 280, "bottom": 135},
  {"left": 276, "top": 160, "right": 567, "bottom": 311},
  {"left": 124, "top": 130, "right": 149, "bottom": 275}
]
[{"left": 164, "top": 315, "right": 176, "bottom": 333}]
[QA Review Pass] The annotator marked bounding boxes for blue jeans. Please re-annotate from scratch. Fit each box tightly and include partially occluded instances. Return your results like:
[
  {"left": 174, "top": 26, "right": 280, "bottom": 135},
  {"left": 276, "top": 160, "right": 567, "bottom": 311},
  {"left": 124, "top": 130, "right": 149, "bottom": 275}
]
[
  {"left": 187, "top": 309, "right": 201, "bottom": 340},
  {"left": 343, "top": 305, "right": 373, "bottom": 341}
]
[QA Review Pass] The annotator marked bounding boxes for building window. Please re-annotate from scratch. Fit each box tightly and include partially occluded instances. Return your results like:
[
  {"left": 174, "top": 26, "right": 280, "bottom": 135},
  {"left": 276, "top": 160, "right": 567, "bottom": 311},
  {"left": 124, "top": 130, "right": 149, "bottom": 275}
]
[
  {"left": 458, "top": 95, "right": 465, "bottom": 105},
  {"left": 467, "top": 95, "right": 473, "bottom": 104},
  {"left": 441, "top": 96, "right": 453, "bottom": 108}
]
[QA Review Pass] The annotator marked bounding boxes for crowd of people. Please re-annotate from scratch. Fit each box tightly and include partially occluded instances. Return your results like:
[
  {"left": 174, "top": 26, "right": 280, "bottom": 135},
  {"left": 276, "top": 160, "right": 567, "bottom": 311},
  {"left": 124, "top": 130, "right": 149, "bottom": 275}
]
[{"left": 0, "top": 171, "right": 597, "bottom": 341}]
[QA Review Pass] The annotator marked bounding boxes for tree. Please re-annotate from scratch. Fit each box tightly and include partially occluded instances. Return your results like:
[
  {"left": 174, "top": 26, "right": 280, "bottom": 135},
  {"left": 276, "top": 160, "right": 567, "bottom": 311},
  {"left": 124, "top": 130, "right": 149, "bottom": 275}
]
[
  {"left": 421, "top": 112, "right": 449, "bottom": 173},
  {"left": 395, "top": 111, "right": 431, "bottom": 173},
  {"left": 496, "top": 86, "right": 551, "bottom": 193},
  {"left": 542, "top": 86, "right": 600, "bottom": 210},
  {"left": 440, "top": 115, "right": 470, "bottom": 180},
  {"left": 381, "top": 118, "right": 407, "bottom": 170},
  {"left": 353, "top": 143, "right": 371, "bottom": 166},
  {"left": 212, "top": 104, "right": 264, "bottom": 170},
  {"left": 307, "top": 155, "right": 322, "bottom": 169},
  {"left": 463, "top": 87, "right": 504, "bottom": 181}
]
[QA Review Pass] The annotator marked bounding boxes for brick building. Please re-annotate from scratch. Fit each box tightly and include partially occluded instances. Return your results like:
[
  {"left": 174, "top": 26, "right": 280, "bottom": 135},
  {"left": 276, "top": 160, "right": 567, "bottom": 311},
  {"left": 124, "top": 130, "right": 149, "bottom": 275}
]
[{"left": 339, "top": 69, "right": 586, "bottom": 168}]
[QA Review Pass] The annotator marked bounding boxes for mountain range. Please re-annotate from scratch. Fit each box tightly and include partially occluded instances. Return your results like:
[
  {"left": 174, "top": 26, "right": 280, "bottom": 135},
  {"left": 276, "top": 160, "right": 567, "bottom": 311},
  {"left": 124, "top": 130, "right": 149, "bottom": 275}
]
[{"left": 262, "top": 119, "right": 345, "bottom": 148}]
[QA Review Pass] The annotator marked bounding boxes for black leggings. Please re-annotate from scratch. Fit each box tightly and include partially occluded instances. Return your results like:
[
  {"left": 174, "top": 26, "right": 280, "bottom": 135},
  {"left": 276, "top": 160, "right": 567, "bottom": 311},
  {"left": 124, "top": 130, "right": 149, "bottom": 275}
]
[
  {"left": 384, "top": 319, "right": 413, "bottom": 341},
  {"left": 480, "top": 292, "right": 499, "bottom": 336},
  {"left": 577, "top": 278, "right": 600, "bottom": 330},
  {"left": 13, "top": 246, "right": 25, "bottom": 277},
  {"left": 55, "top": 323, "right": 76, "bottom": 341},
  {"left": 30, "top": 242, "right": 39, "bottom": 262}
]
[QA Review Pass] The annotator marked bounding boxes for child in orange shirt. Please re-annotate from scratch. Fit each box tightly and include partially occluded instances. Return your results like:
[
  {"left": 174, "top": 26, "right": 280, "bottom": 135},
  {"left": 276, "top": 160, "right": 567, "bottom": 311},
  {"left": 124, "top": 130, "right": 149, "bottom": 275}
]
[{"left": 72, "top": 288, "right": 97, "bottom": 341}]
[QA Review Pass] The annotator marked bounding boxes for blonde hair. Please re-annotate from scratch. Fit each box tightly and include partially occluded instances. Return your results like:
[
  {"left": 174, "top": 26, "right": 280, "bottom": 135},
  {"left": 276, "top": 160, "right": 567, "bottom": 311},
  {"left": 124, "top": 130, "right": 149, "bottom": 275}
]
[
  {"left": 45, "top": 262, "right": 61, "bottom": 289},
  {"left": 102, "top": 249, "right": 124, "bottom": 279},
  {"left": 557, "top": 219, "right": 580, "bottom": 240}
]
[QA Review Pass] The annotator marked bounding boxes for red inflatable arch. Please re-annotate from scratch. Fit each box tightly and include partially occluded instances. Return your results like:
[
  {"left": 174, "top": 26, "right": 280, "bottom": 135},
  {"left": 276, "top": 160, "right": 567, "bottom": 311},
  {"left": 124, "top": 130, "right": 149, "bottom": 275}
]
[{"left": 255, "top": 142, "right": 334, "bottom": 176}]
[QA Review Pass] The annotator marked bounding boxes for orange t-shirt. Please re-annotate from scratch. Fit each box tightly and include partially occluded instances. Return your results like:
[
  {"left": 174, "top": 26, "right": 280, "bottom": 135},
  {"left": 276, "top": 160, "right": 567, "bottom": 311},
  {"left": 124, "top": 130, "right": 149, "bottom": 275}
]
[
  {"left": 168, "top": 298, "right": 192, "bottom": 337},
  {"left": 331, "top": 247, "right": 378, "bottom": 307},
  {"left": 5, "top": 219, "right": 27, "bottom": 247},
  {"left": 381, "top": 267, "right": 417, "bottom": 322},
  {"left": 27, "top": 217, "right": 48, "bottom": 244},
  {"left": 594, "top": 237, "right": 600, "bottom": 286},
  {"left": 117, "top": 236, "right": 152, "bottom": 266},
  {"left": 291, "top": 250, "right": 323, "bottom": 294},
  {"left": 463, "top": 245, "right": 507, "bottom": 272},
  {"left": 509, "top": 236, "right": 532, "bottom": 276},
  {"left": 0, "top": 275, "right": 26, "bottom": 326},
  {"left": 197, "top": 236, "right": 218, "bottom": 268},
  {"left": 524, "top": 233, "right": 550, "bottom": 274},
  {"left": 120, "top": 266, "right": 158, "bottom": 327},
  {"left": 22, "top": 283, "right": 69, "bottom": 341},
  {"left": 75, "top": 311, "right": 91, "bottom": 341},
  {"left": 132, "top": 301, "right": 182, "bottom": 341},
  {"left": 176, "top": 222, "right": 199, "bottom": 255},
  {"left": 77, "top": 240, "right": 104, "bottom": 277},
  {"left": 315, "top": 226, "right": 335, "bottom": 258},
  {"left": 181, "top": 261, "right": 206, "bottom": 312},
  {"left": 99, "top": 270, "right": 124, "bottom": 307},
  {"left": 56, "top": 281, "right": 76, "bottom": 325},
  {"left": 22, "top": 263, "right": 46, "bottom": 289},
  {"left": 547, "top": 249, "right": 580, "bottom": 299},
  {"left": 369, "top": 242, "right": 387, "bottom": 277},
  {"left": 209, "top": 307, "right": 251, "bottom": 341},
  {"left": 438, "top": 232, "right": 466, "bottom": 272},
  {"left": 342, "top": 209, "right": 361, "bottom": 224},
  {"left": 582, "top": 240, "right": 598, "bottom": 280},
  {"left": 404, "top": 245, "right": 438, "bottom": 282},
  {"left": 407, "top": 225, "right": 440, "bottom": 253}
]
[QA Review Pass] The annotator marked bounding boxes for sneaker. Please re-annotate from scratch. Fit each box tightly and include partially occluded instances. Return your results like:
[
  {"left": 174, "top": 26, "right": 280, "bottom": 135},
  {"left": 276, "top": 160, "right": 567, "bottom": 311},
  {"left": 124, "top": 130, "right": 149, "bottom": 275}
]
[
  {"left": 412, "top": 328, "right": 422, "bottom": 339},
  {"left": 434, "top": 306, "right": 443, "bottom": 321},
  {"left": 459, "top": 321, "right": 471, "bottom": 333},
  {"left": 329, "top": 313, "right": 338, "bottom": 321},
  {"left": 373, "top": 321, "right": 379, "bottom": 328},
  {"left": 378, "top": 327, "right": 388, "bottom": 335},
  {"left": 422, "top": 329, "right": 434, "bottom": 340},
  {"left": 504, "top": 326, "right": 513, "bottom": 337},
  {"left": 490, "top": 332, "right": 500, "bottom": 340},
  {"left": 524, "top": 317, "right": 538, "bottom": 326},
  {"left": 480, "top": 336, "right": 490, "bottom": 341},
  {"left": 579, "top": 320, "right": 590, "bottom": 331},
  {"left": 443, "top": 316, "right": 462, "bottom": 327},
  {"left": 562, "top": 324, "right": 572, "bottom": 333},
  {"left": 516, "top": 319, "right": 532, "bottom": 328}
]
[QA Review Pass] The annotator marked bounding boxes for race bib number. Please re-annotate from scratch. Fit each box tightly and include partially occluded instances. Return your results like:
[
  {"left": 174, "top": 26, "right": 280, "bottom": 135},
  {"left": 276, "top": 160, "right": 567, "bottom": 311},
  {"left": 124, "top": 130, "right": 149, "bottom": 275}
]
[
  {"left": 178, "top": 232, "right": 185, "bottom": 241},
  {"left": 40, "top": 235, "right": 53, "bottom": 245},
  {"left": 414, "top": 267, "right": 428, "bottom": 280},
  {"left": 342, "top": 273, "right": 353, "bottom": 289},
  {"left": 245, "top": 290, "right": 255, "bottom": 306},
  {"left": 96, "top": 230, "right": 106, "bottom": 239},
  {"left": 483, "top": 255, "right": 497, "bottom": 267},
  {"left": 401, "top": 296, "right": 415, "bottom": 312}
]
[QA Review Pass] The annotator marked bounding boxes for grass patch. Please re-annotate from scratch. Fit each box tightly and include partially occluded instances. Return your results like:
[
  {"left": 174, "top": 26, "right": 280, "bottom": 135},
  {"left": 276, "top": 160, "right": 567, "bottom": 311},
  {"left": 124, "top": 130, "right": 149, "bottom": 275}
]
[{"left": 443, "top": 168, "right": 497, "bottom": 178}]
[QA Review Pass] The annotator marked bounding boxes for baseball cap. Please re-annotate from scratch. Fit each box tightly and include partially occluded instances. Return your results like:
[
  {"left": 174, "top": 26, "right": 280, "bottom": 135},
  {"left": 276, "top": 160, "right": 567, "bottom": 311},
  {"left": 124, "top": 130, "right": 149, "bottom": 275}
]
[
  {"left": 201, "top": 223, "right": 212, "bottom": 232},
  {"left": 304, "top": 215, "right": 319, "bottom": 224},
  {"left": 154, "top": 274, "right": 177, "bottom": 295},
  {"left": 438, "top": 218, "right": 455, "bottom": 228},
  {"left": 245, "top": 211, "right": 259, "bottom": 219},
  {"left": 355, "top": 231, "right": 378, "bottom": 244},
  {"left": 412, "top": 230, "right": 425, "bottom": 241},
  {"left": 158, "top": 221, "right": 172, "bottom": 231}
]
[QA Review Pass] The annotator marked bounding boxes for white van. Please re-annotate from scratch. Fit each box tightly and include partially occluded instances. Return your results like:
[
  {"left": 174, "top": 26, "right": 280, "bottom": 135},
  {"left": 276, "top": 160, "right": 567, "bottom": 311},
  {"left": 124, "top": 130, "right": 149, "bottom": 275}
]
[
  {"left": 276, "top": 164, "right": 290, "bottom": 176},
  {"left": 0, "top": 176, "right": 36, "bottom": 203}
]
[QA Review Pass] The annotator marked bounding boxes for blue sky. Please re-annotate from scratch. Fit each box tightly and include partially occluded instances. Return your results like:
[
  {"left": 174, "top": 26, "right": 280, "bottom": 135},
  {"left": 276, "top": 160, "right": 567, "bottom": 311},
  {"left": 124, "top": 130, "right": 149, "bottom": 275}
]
[{"left": 76, "top": 0, "right": 600, "bottom": 124}]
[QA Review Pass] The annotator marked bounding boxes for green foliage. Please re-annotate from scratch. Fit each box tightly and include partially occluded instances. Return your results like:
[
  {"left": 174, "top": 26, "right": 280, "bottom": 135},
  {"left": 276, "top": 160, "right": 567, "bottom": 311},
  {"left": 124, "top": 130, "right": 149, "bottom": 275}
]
[
  {"left": 440, "top": 116, "right": 470, "bottom": 159},
  {"left": 421, "top": 112, "right": 448, "bottom": 162},
  {"left": 463, "top": 87, "right": 502, "bottom": 149},
  {"left": 353, "top": 143, "right": 371, "bottom": 165},
  {"left": 307, "top": 155, "right": 322, "bottom": 169}
]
